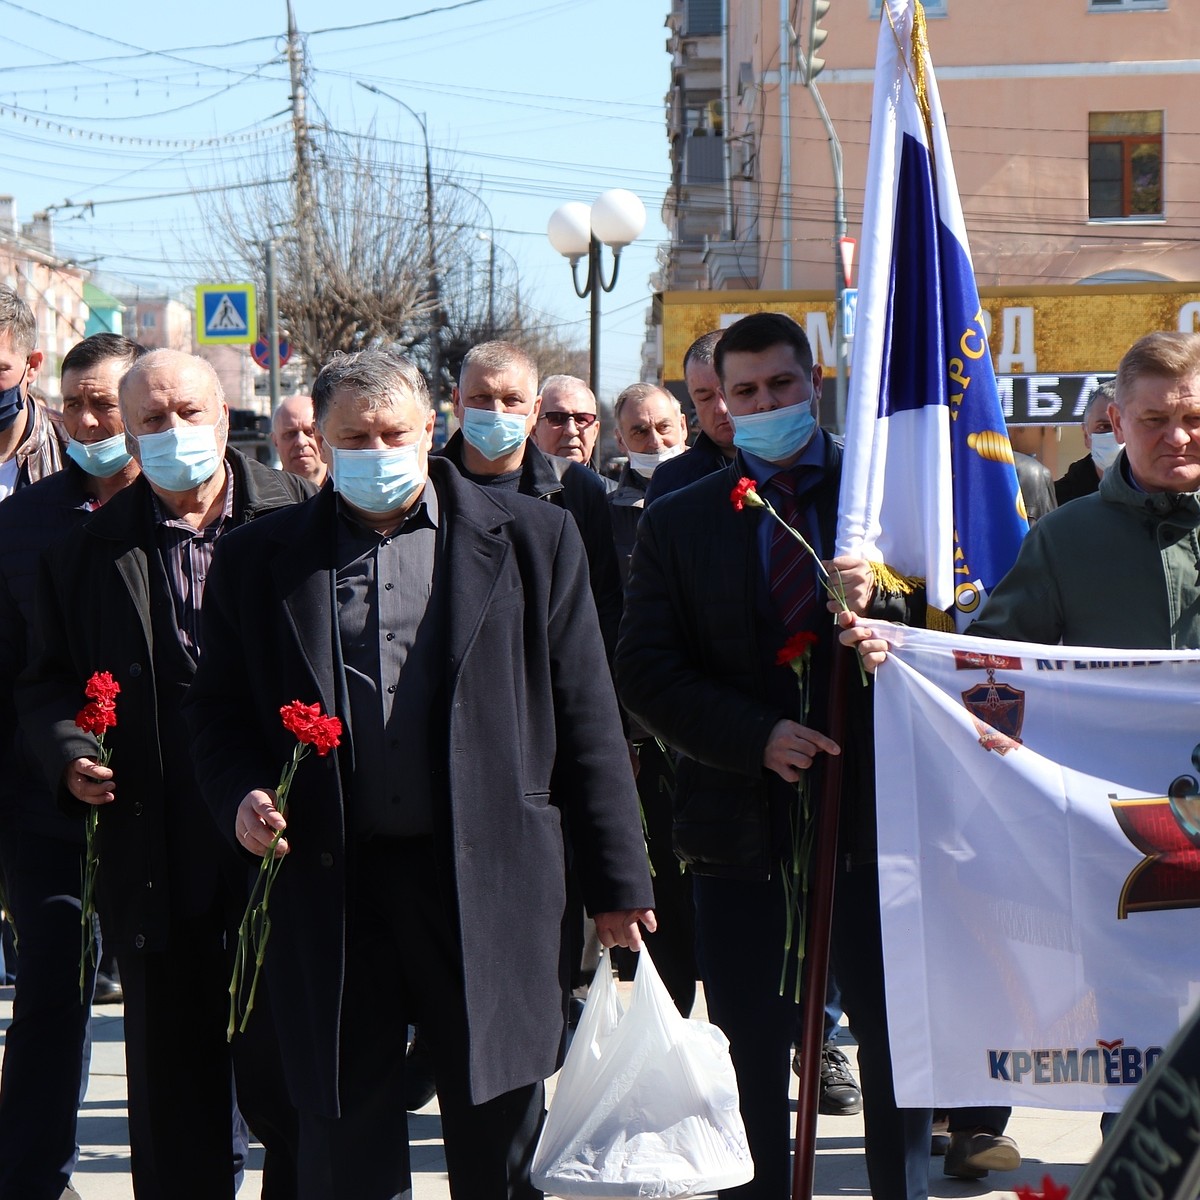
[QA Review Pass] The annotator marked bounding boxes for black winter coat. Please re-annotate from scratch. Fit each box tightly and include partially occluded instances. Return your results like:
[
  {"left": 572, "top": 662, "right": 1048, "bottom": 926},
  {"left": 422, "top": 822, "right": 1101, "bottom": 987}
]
[
  {"left": 617, "top": 437, "right": 908, "bottom": 876},
  {"left": 437, "top": 432, "right": 623, "bottom": 659},
  {"left": 183, "top": 461, "right": 653, "bottom": 1114},
  {"left": 0, "top": 464, "right": 95, "bottom": 840},
  {"left": 18, "top": 449, "right": 312, "bottom": 953}
]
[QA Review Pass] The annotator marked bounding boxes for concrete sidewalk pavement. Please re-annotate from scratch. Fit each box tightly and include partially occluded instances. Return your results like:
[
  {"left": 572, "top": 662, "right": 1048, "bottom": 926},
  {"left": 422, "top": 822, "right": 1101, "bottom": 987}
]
[{"left": 0, "top": 982, "right": 1103, "bottom": 1199}]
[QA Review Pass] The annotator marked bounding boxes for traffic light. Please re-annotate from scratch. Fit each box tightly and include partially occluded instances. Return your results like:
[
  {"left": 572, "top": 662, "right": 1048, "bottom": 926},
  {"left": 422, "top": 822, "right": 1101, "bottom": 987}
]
[{"left": 807, "top": 0, "right": 831, "bottom": 83}]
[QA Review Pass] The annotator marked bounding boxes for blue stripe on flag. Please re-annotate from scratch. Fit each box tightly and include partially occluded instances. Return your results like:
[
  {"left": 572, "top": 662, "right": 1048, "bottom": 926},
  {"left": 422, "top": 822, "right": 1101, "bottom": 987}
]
[{"left": 879, "top": 134, "right": 946, "bottom": 419}]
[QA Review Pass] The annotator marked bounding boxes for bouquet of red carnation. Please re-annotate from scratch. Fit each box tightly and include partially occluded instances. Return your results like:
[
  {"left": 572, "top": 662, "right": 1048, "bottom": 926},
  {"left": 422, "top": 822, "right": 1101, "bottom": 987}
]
[
  {"left": 74, "top": 671, "right": 119, "bottom": 1000},
  {"left": 228, "top": 700, "right": 342, "bottom": 1039}
]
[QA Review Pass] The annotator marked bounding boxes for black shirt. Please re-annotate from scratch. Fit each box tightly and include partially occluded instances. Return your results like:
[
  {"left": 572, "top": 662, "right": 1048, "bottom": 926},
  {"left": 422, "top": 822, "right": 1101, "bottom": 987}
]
[{"left": 335, "top": 484, "right": 443, "bottom": 837}]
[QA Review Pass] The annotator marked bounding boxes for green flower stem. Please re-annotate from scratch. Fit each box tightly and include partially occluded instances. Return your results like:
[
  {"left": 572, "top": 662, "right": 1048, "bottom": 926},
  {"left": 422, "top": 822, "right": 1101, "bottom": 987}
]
[
  {"left": 79, "top": 740, "right": 110, "bottom": 1002},
  {"left": 757, "top": 496, "right": 869, "bottom": 687},
  {"left": 228, "top": 742, "right": 308, "bottom": 1040}
]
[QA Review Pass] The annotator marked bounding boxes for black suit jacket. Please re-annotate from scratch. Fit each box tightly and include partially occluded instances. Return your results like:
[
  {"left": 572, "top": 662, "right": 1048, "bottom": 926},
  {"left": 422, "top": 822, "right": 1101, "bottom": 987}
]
[
  {"left": 18, "top": 449, "right": 312, "bottom": 954},
  {"left": 617, "top": 436, "right": 902, "bottom": 877},
  {"left": 184, "top": 459, "right": 652, "bottom": 1114}
]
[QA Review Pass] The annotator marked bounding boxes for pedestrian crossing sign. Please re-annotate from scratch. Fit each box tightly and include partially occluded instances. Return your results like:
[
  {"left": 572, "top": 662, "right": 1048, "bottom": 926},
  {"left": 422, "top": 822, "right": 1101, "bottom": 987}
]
[{"left": 195, "top": 283, "right": 256, "bottom": 345}]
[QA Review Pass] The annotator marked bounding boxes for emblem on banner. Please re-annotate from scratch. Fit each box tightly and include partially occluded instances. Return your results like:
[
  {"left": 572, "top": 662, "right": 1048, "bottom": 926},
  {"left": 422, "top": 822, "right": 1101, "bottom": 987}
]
[
  {"left": 956, "top": 655, "right": 1025, "bottom": 755},
  {"left": 1111, "top": 745, "right": 1200, "bottom": 918}
]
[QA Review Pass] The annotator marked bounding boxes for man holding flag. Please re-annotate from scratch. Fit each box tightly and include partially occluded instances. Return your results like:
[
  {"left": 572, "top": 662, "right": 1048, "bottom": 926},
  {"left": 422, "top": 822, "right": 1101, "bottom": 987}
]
[
  {"left": 617, "top": 311, "right": 929, "bottom": 1200},
  {"left": 830, "top": 0, "right": 1037, "bottom": 1186}
]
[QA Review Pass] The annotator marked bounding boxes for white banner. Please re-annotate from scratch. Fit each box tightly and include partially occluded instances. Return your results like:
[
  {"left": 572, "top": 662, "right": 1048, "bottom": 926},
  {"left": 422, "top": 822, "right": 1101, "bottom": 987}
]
[{"left": 873, "top": 623, "right": 1200, "bottom": 1111}]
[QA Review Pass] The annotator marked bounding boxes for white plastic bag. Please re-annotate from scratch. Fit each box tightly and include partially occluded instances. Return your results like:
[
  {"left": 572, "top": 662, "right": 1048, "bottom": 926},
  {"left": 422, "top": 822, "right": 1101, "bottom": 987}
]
[{"left": 531, "top": 945, "right": 754, "bottom": 1198}]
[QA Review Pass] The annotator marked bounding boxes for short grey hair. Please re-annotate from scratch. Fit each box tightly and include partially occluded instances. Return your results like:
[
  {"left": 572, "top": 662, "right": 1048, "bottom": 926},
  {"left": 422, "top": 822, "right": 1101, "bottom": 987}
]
[
  {"left": 312, "top": 348, "right": 431, "bottom": 426},
  {"left": 0, "top": 285, "right": 36, "bottom": 355},
  {"left": 613, "top": 381, "right": 680, "bottom": 428},
  {"left": 1082, "top": 379, "right": 1116, "bottom": 425},
  {"left": 270, "top": 393, "right": 315, "bottom": 435},
  {"left": 539, "top": 374, "right": 595, "bottom": 408},
  {"left": 118, "top": 348, "right": 225, "bottom": 407},
  {"left": 459, "top": 341, "right": 537, "bottom": 389},
  {"left": 1115, "top": 332, "right": 1200, "bottom": 409}
]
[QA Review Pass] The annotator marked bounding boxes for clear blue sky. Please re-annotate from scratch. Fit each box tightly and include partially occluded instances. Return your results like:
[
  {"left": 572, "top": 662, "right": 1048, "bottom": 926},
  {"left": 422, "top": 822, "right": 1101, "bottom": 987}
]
[{"left": 0, "top": 0, "right": 671, "bottom": 400}]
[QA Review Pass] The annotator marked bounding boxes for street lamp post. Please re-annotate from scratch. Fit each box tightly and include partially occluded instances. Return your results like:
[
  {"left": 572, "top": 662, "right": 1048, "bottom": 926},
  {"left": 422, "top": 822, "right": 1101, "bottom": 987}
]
[
  {"left": 357, "top": 81, "right": 444, "bottom": 401},
  {"left": 547, "top": 189, "right": 646, "bottom": 395},
  {"left": 476, "top": 231, "right": 496, "bottom": 332}
]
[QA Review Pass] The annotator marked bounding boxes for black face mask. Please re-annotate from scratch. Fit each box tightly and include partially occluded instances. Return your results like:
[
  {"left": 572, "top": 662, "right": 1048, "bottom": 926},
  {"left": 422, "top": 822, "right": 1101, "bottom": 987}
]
[{"left": 0, "top": 364, "right": 29, "bottom": 433}]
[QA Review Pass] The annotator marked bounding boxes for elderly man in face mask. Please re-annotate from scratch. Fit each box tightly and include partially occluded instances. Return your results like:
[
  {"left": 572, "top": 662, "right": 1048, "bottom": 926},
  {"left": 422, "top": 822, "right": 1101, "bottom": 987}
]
[{"left": 19, "top": 347, "right": 309, "bottom": 1200}]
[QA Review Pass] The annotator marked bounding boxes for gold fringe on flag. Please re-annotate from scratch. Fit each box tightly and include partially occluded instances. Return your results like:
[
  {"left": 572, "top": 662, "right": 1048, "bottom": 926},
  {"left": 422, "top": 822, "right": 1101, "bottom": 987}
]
[{"left": 870, "top": 560, "right": 919, "bottom": 597}]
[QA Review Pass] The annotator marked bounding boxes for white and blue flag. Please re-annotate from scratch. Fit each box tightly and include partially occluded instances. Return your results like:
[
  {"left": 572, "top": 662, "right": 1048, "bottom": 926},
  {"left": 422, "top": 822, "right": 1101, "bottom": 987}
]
[{"left": 835, "top": 0, "right": 1027, "bottom": 628}]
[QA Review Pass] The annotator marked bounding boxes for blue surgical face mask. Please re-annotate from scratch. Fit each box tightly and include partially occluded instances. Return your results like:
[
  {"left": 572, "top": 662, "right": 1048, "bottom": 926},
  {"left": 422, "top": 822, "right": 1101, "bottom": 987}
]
[
  {"left": 0, "top": 364, "right": 29, "bottom": 433},
  {"left": 730, "top": 400, "right": 817, "bottom": 464},
  {"left": 1090, "top": 431, "right": 1121, "bottom": 473},
  {"left": 331, "top": 444, "right": 425, "bottom": 515},
  {"left": 66, "top": 433, "right": 133, "bottom": 478},
  {"left": 460, "top": 407, "right": 529, "bottom": 461},
  {"left": 135, "top": 418, "right": 225, "bottom": 492}
]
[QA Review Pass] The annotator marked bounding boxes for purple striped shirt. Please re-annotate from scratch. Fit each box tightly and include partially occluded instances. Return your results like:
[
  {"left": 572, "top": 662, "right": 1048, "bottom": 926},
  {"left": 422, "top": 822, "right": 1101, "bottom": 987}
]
[{"left": 151, "top": 468, "right": 234, "bottom": 656}]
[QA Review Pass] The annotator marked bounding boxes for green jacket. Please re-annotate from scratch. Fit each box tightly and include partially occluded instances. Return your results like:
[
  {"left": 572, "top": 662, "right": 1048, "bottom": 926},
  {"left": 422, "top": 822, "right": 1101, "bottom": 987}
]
[{"left": 970, "top": 450, "right": 1200, "bottom": 650}]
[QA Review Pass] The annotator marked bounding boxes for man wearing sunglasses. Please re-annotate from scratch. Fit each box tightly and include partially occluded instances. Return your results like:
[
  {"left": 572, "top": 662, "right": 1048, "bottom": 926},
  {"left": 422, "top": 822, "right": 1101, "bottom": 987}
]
[{"left": 533, "top": 375, "right": 606, "bottom": 475}]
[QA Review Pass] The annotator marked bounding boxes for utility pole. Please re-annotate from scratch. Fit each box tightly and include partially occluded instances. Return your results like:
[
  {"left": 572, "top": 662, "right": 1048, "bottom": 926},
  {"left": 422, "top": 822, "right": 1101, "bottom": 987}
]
[
  {"left": 286, "top": 1, "right": 316, "bottom": 384},
  {"left": 265, "top": 238, "right": 281, "bottom": 415},
  {"left": 779, "top": 0, "right": 792, "bottom": 290}
]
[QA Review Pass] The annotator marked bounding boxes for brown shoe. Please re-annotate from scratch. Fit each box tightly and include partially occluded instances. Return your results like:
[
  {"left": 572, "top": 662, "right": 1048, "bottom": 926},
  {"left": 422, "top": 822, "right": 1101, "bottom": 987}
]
[{"left": 943, "top": 1128, "right": 1020, "bottom": 1179}]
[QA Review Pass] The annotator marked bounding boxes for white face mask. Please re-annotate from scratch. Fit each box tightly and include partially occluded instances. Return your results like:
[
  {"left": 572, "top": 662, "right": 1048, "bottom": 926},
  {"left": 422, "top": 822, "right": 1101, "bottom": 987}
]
[
  {"left": 1090, "top": 431, "right": 1121, "bottom": 473},
  {"left": 626, "top": 443, "right": 684, "bottom": 479}
]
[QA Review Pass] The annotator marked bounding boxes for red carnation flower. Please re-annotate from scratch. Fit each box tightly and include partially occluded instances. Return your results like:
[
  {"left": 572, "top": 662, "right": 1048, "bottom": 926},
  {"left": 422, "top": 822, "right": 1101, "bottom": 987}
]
[
  {"left": 83, "top": 670, "right": 120, "bottom": 707},
  {"left": 279, "top": 700, "right": 342, "bottom": 756},
  {"left": 730, "top": 477, "right": 763, "bottom": 512},
  {"left": 75, "top": 699, "right": 117, "bottom": 738},
  {"left": 775, "top": 631, "right": 820, "bottom": 666}
]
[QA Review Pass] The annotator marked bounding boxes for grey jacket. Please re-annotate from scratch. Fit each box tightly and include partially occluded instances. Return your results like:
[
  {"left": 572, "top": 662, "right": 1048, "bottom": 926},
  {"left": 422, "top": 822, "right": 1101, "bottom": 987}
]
[{"left": 970, "top": 449, "right": 1200, "bottom": 650}]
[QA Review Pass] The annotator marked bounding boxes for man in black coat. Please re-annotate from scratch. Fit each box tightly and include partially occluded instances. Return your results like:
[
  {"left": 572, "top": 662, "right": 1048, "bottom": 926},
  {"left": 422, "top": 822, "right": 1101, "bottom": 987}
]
[
  {"left": 617, "top": 313, "right": 929, "bottom": 1200},
  {"left": 19, "top": 349, "right": 307, "bottom": 1200},
  {"left": 0, "top": 332, "right": 145, "bottom": 1200},
  {"left": 184, "top": 348, "right": 655, "bottom": 1200},
  {"left": 438, "top": 341, "right": 623, "bottom": 659}
]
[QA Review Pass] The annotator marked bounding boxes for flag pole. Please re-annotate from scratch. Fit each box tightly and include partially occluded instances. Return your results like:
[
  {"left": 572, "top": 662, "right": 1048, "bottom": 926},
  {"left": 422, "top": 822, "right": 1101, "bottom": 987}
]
[{"left": 791, "top": 641, "right": 852, "bottom": 1200}]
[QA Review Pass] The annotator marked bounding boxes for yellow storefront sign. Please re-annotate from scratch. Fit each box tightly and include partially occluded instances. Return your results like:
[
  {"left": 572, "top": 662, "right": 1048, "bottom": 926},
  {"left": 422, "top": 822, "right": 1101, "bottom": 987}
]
[{"left": 659, "top": 283, "right": 1200, "bottom": 383}]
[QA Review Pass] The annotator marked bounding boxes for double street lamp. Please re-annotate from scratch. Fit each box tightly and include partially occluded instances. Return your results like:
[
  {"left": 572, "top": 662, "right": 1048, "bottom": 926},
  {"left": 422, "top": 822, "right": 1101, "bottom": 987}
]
[{"left": 547, "top": 189, "right": 646, "bottom": 394}]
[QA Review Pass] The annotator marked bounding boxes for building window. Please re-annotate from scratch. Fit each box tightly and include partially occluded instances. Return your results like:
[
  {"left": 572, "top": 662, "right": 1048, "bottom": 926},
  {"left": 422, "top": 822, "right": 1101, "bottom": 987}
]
[
  {"left": 684, "top": 0, "right": 721, "bottom": 36},
  {"left": 870, "top": 0, "right": 946, "bottom": 16},
  {"left": 1088, "top": 112, "right": 1162, "bottom": 219},
  {"left": 1088, "top": 0, "right": 1166, "bottom": 11},
  {"left": 141, "top": 311, "right": 157, "bottom": 329}
]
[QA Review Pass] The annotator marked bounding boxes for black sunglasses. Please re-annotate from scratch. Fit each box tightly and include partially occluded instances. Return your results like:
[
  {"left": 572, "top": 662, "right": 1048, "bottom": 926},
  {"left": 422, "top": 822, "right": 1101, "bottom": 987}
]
[{"left": 540, "top": 411, "right": 598, "bottom": 430}]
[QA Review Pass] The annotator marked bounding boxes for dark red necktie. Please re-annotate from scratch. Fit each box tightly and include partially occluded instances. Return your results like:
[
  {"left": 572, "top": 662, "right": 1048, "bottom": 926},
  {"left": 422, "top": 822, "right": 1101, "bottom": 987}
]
[{"left": 767, "top": 469, "right": 819, "bottom": 634}]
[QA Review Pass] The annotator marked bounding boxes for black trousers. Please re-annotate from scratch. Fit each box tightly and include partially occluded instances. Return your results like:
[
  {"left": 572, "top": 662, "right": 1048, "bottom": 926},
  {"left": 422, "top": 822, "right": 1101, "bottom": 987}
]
[
  {"left": 0, "top": 827, "right": 94, "bottom": 1200},
  {"left": 628, "top": 739, "right": 697, "bottom": 1016},
  {"left": 297, "top": 837, "right": 545, "bottom": 1200},
  {"left": 120, "top": 902, "right": 298, "bottom": 1200}
]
